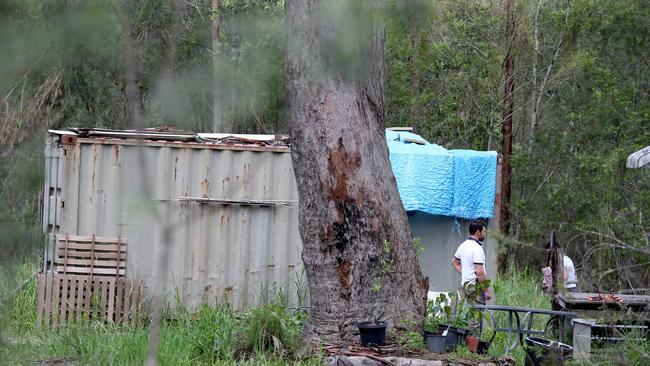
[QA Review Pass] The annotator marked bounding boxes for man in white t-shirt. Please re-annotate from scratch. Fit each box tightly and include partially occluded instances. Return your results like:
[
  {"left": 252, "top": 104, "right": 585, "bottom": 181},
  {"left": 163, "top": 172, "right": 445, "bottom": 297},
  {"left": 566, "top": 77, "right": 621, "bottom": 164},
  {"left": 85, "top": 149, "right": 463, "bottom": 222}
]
[{"left": 452, "top": 219, "right": 492, "bottom": 303}]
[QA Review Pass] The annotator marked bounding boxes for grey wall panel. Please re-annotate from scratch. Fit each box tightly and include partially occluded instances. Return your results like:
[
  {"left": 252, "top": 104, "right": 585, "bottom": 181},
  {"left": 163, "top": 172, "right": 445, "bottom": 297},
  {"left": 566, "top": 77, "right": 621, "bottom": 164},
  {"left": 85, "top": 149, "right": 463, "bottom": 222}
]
[{"left": 51, "top": 136, "right": 303, "bottom": 309}]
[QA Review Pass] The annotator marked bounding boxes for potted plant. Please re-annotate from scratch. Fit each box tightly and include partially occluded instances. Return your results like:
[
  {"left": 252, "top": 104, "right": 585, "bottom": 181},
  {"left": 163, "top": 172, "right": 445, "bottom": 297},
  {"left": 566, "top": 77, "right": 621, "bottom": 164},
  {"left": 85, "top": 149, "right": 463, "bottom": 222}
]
[
  {"left": 477, "top": 309, "right": 496, "bottom": 354},
  {"left": 459, "top": 281, "right": 494, "bottom": 353},
  {"left": 357, "top": 241, "right": 394, "bottom": 347},
  {"left": 437, "top": 291, "right": 475, "bottom": 351},
  {"left": 357, "top": 309, "right": 387, "bottom": 347},
  {"left": 424, "top": 293, "right": 449, "bottom": 353}
]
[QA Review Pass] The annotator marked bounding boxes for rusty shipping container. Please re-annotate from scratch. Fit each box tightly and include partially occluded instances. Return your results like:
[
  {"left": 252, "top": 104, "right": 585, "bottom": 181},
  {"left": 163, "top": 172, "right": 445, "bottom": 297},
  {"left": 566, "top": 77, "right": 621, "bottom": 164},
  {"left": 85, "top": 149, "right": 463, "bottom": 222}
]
[{"left": 43, "top": 129, "right": 305, "bottom": 309}]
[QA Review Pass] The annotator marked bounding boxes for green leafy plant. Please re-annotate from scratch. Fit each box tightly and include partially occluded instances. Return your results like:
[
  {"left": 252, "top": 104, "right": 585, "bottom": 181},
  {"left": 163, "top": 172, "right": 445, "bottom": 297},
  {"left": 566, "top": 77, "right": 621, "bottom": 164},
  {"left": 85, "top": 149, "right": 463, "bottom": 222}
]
[
  {"left": 412, "top": 236, "right": 425, "bottom": 255},
  {"left": 371, "top": 239, "right": 394, "bottom": 294},
  {"left": 425, "top": 293, "right": 452, "bottom": 332},
  {"left": 395, "top": 330, "right": 426, "bottom": 353},
  {"left": 390, "top": 319, "right": 425, "bottom": 354}
]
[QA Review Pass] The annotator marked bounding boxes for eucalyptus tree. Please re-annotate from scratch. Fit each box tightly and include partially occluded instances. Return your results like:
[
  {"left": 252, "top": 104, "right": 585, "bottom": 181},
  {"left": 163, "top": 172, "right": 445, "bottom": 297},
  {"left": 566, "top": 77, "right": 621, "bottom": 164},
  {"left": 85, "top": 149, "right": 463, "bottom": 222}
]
[{"left": 285, "top": 0, "right": 428, "bottom": 343}]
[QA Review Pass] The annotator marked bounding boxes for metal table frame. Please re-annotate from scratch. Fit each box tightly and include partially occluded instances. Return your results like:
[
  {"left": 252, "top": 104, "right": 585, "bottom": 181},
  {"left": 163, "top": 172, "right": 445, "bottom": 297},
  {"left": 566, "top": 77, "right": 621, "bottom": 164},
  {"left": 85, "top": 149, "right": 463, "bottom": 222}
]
[{"left": 473, "top": 305, "right": 577, "bottom": 354}]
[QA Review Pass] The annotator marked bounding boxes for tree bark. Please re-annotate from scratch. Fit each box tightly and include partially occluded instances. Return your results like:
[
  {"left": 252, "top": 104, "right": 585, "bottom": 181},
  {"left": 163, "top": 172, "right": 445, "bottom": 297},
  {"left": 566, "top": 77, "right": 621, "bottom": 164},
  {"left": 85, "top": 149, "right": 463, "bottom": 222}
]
[
  {"left": 285, "top": 0, "right": 428, "bottom": 344},
  {"left": 500, "top": 0, "right": 515, "bottom": 236}
]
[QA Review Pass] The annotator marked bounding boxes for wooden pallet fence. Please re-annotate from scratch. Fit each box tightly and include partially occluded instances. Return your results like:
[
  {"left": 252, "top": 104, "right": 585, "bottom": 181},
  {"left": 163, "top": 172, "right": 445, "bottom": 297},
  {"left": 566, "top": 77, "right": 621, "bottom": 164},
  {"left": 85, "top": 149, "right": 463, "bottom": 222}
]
[
  {"left": 36, "top": 273, "right": 142, "bottom": 325},
  {"left": 55, "top": 234, "right": 127, "bottom": 277}
]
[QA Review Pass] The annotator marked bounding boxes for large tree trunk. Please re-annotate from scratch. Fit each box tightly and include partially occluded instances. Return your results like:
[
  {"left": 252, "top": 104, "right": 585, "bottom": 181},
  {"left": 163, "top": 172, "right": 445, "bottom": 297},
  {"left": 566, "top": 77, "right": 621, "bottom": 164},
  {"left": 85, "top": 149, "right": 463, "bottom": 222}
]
[{"left": 285, "top": 0, "right": 428, "bottom": 344}]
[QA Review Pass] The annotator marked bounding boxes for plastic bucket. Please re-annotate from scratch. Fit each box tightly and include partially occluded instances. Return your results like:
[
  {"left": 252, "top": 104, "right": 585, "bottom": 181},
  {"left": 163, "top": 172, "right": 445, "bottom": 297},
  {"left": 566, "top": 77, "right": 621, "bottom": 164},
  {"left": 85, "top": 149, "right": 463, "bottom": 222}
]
[
  {"left": 357, "top": 322, "right": 387, "bottom": 347},
  {"left": 424, "top": 332, "right": 446, "bottom": 353},
  {"left": 524, "top": 337, "right": 572, "bottom": 366}
]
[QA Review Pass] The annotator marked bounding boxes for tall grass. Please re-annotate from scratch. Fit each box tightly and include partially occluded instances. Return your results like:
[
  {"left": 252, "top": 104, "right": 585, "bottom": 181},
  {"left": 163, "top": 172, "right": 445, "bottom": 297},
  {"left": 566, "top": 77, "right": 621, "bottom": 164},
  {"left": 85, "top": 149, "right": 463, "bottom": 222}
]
[
  {"left": 0, "top": 259, "right": 321, "bottom": 366},
  {"left": 492, "top": 267, "right": 551, "bottom": 311}
]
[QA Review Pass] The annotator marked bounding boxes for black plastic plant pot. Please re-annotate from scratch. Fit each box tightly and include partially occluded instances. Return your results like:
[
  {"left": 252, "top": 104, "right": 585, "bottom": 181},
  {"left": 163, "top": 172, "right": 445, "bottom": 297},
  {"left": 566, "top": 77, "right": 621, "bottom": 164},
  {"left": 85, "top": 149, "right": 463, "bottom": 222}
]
[
  {"left": 438, "top": 324, "right": 469, "bottom": 351},
  {"left": 524, "top": 337, "right": 573, "bottom": 366},
  {"left": 477, "top": 340, "right": 490, "bottom": 354},
  {"left": 424, "top": 331, "right": 446, "bottom": 353},
  {"left": 357, "top": 322, "right": 387, "bottom": 347}
]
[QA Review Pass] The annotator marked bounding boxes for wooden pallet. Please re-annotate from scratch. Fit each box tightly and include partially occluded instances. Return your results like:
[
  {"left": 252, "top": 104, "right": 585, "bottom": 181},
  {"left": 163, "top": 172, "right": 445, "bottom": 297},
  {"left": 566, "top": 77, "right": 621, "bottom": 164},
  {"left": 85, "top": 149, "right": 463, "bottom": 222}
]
[
  {"left": 36, "top": 272, "right": 143, "bottom": 325},
  {"left": 56, "top": 234, "right": 126, "bottom": 277}
]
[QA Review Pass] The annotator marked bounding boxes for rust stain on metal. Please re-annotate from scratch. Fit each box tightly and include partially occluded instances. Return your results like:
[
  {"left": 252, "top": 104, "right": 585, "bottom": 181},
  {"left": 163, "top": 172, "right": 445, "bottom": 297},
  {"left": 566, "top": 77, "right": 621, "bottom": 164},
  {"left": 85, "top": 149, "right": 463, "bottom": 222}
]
[
  {"left": 61, "top": 135, "right": 77, "bottom": 145},
  {"left": 201, "top": 179, "right": 210, "bottom": 198},
  {"left": 174, "top": 157, "right": 178, "bottom": 181},
  {"left": 90, "top": 145, "right": 98, "bottom": 204},
  {"left": 225, "top": 286, "right": 234, "bottom": 304},
  {"left": 75, "top": 137, "right": 290, "bottom": 152},
  {"left": 112, "top": 145, "right": 120, "bottom": 162}
]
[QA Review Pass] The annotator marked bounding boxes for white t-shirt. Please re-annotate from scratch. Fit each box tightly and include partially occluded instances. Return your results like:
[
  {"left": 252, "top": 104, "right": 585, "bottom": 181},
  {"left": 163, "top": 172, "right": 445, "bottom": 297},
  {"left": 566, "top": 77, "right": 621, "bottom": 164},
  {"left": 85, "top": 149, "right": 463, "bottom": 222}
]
[
  {"left": 564, "top": 255, "right": 577, "bottom": 288},
  {"left": 454, "top": 239, "right": 486, "bottom": 285}
]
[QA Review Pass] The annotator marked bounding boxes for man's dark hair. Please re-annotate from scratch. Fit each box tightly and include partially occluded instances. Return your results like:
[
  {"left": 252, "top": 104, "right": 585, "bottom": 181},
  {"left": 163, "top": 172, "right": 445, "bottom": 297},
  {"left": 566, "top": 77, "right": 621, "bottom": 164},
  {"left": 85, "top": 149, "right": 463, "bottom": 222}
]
[{"left": 468, "top": 219, "right": 487, "bottom": 235}]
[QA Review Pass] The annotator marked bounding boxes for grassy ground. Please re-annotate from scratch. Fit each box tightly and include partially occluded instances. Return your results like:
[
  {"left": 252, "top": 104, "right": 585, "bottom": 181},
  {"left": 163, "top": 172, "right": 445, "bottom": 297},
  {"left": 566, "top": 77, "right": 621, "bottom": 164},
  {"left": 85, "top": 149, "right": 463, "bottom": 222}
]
[
  {"left": 1, "top": 261, "right": 648, "bottom": 365},
  {"left": 0, "top": 261, "right": 322, "bottom": 365}
]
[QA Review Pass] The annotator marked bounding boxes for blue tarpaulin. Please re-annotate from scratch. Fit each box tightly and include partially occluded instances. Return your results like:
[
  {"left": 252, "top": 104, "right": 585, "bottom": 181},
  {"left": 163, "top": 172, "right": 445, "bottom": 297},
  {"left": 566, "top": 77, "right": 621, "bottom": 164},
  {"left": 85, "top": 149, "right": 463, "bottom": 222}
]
[{"left": 386, "top": 130, "right": 497, "bottom": 219}]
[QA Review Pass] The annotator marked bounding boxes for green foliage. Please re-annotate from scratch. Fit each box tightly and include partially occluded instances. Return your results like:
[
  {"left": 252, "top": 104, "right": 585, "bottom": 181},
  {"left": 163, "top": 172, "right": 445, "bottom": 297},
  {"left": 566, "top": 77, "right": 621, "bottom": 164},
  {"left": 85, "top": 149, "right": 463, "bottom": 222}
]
[
  {"left": 412, "top": 236, "right": 425, "bottom": 255},
  {"left": 583, "top": 332, "right": 650, "bottom": 366},
  {"left": 425, "top": 293, "right": 451, "bottom": 332},
  {"left": 236, "top": 303, "right": 305, "bottom": 355},
  {"left": 387, "top": 0, "right": 504, "bottom": 150},
  {"left": 449, "top": 343, "right": 491, "bottom": 363},
  {"left": 508, "top": 0, "right": 650, "bottom": 291},
  {"left": 394, "top": 330, "right": 426, "bottom": 354},
  {"left": 493, "top": 267, "right": 551, "bottom": 311},
  {"left": 371, "top": 239, "right": 395, "bottom": 294},
  {"left": 0, "top": 261, "right": 318, "bottom": 365}
]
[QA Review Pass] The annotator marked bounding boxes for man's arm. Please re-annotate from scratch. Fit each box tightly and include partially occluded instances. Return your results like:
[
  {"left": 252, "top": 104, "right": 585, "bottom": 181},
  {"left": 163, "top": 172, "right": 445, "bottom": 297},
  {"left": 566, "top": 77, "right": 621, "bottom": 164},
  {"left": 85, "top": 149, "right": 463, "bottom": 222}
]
[
  {"left": 474, "top": 263, "right": 492, "bottom": 300},
  {"left": 452, "top": 257, "right": 462, "bottom": 274},
  {"left": 474, "top": 263, "right": 487, "bottom": 282}
]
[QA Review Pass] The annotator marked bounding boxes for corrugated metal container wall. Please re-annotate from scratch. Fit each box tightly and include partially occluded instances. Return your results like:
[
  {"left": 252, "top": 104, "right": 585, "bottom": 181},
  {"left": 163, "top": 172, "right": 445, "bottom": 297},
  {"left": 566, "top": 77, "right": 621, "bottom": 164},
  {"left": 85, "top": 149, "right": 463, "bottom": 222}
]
[{"left": 44, "top": 134, "right": 305, "bottom": 309}]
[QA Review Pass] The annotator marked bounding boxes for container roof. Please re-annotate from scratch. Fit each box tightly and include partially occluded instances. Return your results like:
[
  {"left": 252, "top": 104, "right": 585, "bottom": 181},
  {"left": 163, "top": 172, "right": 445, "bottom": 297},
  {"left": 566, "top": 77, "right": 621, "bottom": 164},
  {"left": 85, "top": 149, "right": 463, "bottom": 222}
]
[{"left": 48, "top": 127, "right": 291, "bottom": 149}]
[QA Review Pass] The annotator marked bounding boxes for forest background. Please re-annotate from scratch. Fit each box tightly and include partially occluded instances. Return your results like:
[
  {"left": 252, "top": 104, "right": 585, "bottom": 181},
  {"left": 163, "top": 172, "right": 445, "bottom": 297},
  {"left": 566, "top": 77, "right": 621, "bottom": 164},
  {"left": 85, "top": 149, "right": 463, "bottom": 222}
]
[{"left": 0, "top": 0, "right": 648, "bottom": 294}]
